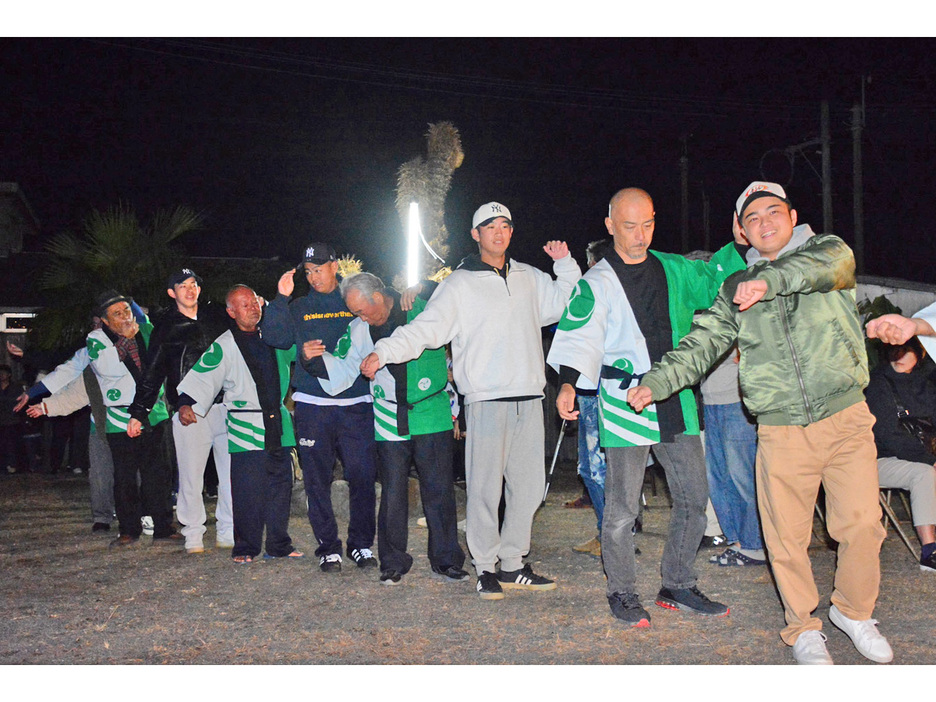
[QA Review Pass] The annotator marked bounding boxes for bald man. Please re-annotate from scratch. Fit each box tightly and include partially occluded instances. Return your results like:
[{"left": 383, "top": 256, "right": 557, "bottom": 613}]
[{"left": 548, "top": 188, "right": 747, "bottom": 627}]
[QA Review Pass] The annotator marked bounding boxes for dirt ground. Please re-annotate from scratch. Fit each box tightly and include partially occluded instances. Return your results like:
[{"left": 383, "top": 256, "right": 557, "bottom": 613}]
[{"left": 1, "top": 459, "right": 933, "bottom": 671}]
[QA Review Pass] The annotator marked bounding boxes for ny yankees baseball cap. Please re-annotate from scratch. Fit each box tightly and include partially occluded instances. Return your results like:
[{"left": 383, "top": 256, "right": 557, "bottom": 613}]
[
  {"left": 472, "top": 202, "right": 513, "bottom": 229},
  {"left": 301, "top": 242, "right": 337, "bottom": 265},
  {"left": 166, "top": 268, "right": 203, "bottom": 289},
  {"left": 736, "top": 181, "right": 791, "bottom": 218}
]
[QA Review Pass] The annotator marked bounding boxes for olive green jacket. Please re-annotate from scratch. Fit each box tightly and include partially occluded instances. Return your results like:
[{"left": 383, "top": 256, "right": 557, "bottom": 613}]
[{"left": 641, "top": 227, "right": 868, "bottom": 426}]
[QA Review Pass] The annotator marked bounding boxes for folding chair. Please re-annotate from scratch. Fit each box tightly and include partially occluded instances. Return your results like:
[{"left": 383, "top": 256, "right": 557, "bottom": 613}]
[{"left": 879, "top": 488, "right": 919, "bottom": 560}]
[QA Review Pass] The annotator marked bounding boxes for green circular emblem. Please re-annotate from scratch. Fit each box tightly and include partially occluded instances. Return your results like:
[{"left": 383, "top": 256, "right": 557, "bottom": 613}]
[
  {"left": 106, "top": 388, "right": 121, "bottom": 401},
  {"left": 373, "top": 385, "right": 386, "bottom": 399},
  {"left": 557, "top": 280, "right": 596, "bottom": 331},
  {"left": 612, "top": 358, "right": 634, "bottom": 374},
  {"left": 193, "top": 342, "right": 223, "bottom": 373},
  {"left": 86, "top": 337, "right": 106, "bottom": 361}
]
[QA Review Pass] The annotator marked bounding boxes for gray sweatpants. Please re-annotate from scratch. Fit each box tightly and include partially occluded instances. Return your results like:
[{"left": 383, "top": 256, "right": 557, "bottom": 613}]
[
  {"left": 465, "top": 399, "right": 545, "bottom": 575},
  {"left": 878, "top": 456, "right": 936, "bottom": 526},
  {"left": 88, "top": 430, "right": 115, "bottom": 525}
]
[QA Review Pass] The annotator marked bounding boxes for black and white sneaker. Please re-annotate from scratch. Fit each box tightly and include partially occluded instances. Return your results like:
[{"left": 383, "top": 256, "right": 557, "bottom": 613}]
[
  {"left": 655, "top": 586, "right": 729, "bottom": 616},
  {"left": 319, "top": 553, "right": 342, "bottom": 573},
  {"left": 347, "top": 547, "right": 378, "bottom": 569},
  {"left": 608, "top": 591, "right": 651, "bottom": 628},
  {"left": 431, "top": 565, "right": 470, "bottom": 582},
  {"left": 920, "top": 550, "right": 936, "bottom": 573},
  {"left": 699, "top": 534, "right": 728, "bottom": 549},
  {"left": 497, "top": 564, "right": 556, "bottom": 591},
  {"left": 476, "top": 572, "right": 505, "bottom": 600},
  {"left": 379, "top": 570, "right": 403, "bottom": 586}
]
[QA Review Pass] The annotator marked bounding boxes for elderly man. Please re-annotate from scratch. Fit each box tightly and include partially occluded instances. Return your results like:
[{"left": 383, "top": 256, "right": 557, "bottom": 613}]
[
  {"left": 316, "top": 272, "right": 466, "bottom": 586},
  {"left": 628, "top": 182, "right": 891, "bottom": 664},
  {"left": 177, "top": 285, "right": 301, "bottom": 564},
  {"left": 361, "top": 202, "right": 580, "bottom": 599},
  {"left": 127, "top": 268, "right": 233, "bottom": 554},
  {"left": 548, "top": 188, "right": 745, "bottom": 627},
  {"left": 260, "top": 243, "right": 378, "bottom": 573},
  {"left": 18, "top": 290, "right": 177, "bottom": 546}
]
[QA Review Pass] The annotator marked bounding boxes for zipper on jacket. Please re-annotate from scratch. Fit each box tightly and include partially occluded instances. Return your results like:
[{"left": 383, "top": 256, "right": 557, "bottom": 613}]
[{"left": 777, "top": 297, "right": 814, "bottom": 424}]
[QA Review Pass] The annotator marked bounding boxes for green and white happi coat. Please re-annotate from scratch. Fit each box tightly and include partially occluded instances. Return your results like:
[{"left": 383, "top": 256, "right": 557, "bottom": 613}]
[
  {"left": 322, "top": 301, "right": 452, "bottom": 442},
  {"left": 547, "top": 261, "right": 660, "bottom": 447},
  {"left": 547, "top": 244, "right": 745, "bottom": 447},
  {"left": 40, "top": 325, "right": 169, "bottom": 434},
  {"left": 176, "top": 330, "right": 296, "bottom": 453}
]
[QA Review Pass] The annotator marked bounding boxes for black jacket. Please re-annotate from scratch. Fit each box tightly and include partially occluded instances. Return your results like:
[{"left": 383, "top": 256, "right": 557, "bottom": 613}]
[
  {"left": 865, "top": 360, "right": 936, "bottom": 465},
  {"left": 129, "top": 301, "right": 230, "bottom": 423}
]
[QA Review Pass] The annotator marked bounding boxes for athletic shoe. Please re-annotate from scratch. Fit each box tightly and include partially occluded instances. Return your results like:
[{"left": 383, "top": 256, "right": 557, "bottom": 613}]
[
  {"left": 699, "top": 534, "right": 727, "bottom": 549},
  {"left": 91, "top": 522, "right": 110, "bottom": 533},
  {"left": 655, "top": 586, "right": 729, "bottom": 616},
  {"left": 380, "top": 570, "right": 403, "bottom": 586},
  {"left": 319, "top": 553, "right": 342, "bottom": 573},
  {"left": 141, "top": 516, "right": 154, "bottom": 536},
  {"left": 828, "top": 604, "right": 893, "bottom": 663},
  {"left": 920, "top": 550, "right": 936, "bottom": 573},
  {"left": 792, "top": 630, "right": 834, "bottom": 665},
  {"left": 476, "top": 572, "right": 504, "bottom": 600},
  {"left": 608, "top": 591, "right": 651, "bottom": 628},
  {"left": 431, "top": 565, "right": 470, "bottom": 582},
  {"left": 347, "top": 547, "right": 378, "bottom": 569},
  {"left": 709, "top": 547, "right": 767, "bottom": 567},
  {"left": 497, "top": 564, "right": 557, "bottom": 591}
]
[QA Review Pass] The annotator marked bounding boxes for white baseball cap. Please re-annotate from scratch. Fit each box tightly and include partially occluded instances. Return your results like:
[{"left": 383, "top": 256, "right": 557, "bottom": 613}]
[
  {"left": 736, "top": 181, "right": 790, "bottom": 218},
  {"left": 472, "top": 202, "right": 512, "bottom": 229}
]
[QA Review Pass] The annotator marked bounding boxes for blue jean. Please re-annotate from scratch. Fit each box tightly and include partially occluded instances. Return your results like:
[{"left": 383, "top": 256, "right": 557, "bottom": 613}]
[
  {"left": 704, "top": 402, "right": 762, "bottom": 551},
  {"left": 603, "top": 434, "right": 708, "bottom": 596},
  {"left": 576, "top": 394, "right": 606, "bottom": 534}
]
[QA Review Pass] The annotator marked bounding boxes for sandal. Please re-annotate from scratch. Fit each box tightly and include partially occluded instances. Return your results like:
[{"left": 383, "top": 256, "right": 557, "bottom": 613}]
[
  {"left": 263, "top": 550, "right": 305, "bottom": 560},
  {"left": 233, "top": 555, "right": 254, "bottom": 564}
]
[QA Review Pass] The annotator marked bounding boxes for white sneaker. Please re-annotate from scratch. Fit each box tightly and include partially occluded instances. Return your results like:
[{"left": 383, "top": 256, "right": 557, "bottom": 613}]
[
  {"left": 141, "top": 516, "right": 154, "bottom": 536},
  {"left": 792, "top": 630, "right": 834, "bottom": 665},
  {"left": 829, "top": 604, "right": 893, "bottom": 663}
]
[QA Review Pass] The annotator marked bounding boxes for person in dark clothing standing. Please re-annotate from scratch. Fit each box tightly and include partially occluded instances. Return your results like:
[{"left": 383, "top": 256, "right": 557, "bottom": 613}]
[
  {"left": 260, "top": 244, "right": 377, "bottom": 573},
  {"left": 127, "top": 268, "right": 233, "bottom": 554}
]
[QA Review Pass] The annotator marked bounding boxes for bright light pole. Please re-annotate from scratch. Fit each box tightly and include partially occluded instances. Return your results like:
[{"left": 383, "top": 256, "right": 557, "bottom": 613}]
[{"left": 407, "top": 202, "right": 420, "bottom": 287}]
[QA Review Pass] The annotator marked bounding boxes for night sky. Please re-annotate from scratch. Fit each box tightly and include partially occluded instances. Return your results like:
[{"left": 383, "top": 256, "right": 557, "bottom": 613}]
[{"left": 4, "top": 35, "right": 936, "bottom": 284}]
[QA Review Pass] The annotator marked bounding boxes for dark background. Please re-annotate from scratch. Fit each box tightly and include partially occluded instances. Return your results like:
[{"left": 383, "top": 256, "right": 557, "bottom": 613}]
[{"left": 3, "top": 37, "right": 935, "bottom": 282}]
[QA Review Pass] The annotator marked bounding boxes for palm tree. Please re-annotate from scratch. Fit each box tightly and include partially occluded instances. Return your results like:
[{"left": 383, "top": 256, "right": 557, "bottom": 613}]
[{"left": 29, "top": 203, "right": 203, "bottom": 351}]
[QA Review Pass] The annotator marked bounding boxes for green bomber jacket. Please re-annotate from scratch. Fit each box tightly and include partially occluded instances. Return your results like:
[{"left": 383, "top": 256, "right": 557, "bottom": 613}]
[{"left": 641, "top": 226, "right": 868, "bottom": 427}]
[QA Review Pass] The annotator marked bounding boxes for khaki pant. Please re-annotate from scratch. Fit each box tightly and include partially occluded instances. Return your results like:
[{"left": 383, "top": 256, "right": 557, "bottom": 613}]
[{"left": 756, "top": 401, "right": 885, "bottom": 646}]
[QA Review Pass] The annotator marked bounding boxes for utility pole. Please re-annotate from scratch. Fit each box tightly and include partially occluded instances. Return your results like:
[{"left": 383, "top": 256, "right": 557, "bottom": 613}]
[
  {"left": 821, "top": 101, "right": 833, "bottom": 233},
  {"left": 680, "top": 135, "right": 689, "bottom": 253},
  {"left": 852, "top": 102, "right": 865, "bottom": 275}
]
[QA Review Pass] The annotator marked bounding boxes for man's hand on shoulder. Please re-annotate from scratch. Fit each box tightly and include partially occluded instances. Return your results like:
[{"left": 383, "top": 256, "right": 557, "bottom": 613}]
[
  {"left": 543, "top": 241, "right": 569, "bottom": 261},
  {"left": 733, "top": 280, "right": 768, "bottom": 311},
  {"left": 627, "top": 385, "right": 653, "bottom": 413},
  {"left": 400, "top": 283, "right": 423, "bottom": 311},
  {"left": 866, "top": 313, "right": 934, "bottom": 345},
  {"left": 732, "top": 212, "right": 749, "bottom": 247},
  {"left": 277, "top": 269, "right": 296, "bottom": 298}
]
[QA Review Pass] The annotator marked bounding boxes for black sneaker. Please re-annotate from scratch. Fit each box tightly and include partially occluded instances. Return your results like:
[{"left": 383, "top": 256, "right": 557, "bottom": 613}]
[
  {"left": 347, "top": 547, "right": 378, "bottom": 569},
  {"left": 476, "top": 571, "right": 504, "bottom": 600},
  {"left": 319, "top": 553, "right": 342, "bottom": 573},
  {"left": 497, "top": 564, "right": 557, "bottom": 591},
  {"left": 655, "top": 586, "right": 729, "bottom": 616},
  {"left": 608, "top": 591, "right": 651, "bottom": 628},
  {"left": 379, "top": 570, "right": 403, "bottom": 586},
  {"left": 699, "top": 534, "right": 728, "bottom": 549},
  {"left": 431, "top": 565, "right": 470, "bottom": 582},
  {"left": 921, "top": 550, "right": 936, "bottom": 573}
]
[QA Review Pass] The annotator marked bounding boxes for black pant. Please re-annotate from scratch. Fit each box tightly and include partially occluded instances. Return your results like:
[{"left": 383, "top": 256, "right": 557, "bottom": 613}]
[
  {"left": 376, "top": 430, "right": 464, "bottom": 573},
  {"left": 108, "top": 422, "right": 174, "bottom": 538},
  {"left": 230, "top": 447, "right": 294, "bottom": 558}
]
